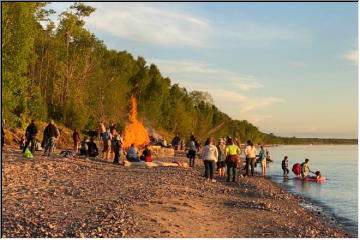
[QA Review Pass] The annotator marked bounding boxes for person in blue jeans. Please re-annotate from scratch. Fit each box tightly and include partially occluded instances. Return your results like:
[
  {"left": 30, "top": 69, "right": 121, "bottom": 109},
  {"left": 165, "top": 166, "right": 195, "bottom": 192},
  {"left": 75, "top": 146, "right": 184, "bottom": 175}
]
[
  {"left": 201, "top": 137, "right": 219, "bottom": 182},
  {"left": 225, "top": 138, "right": 241, "bottom": 182}
]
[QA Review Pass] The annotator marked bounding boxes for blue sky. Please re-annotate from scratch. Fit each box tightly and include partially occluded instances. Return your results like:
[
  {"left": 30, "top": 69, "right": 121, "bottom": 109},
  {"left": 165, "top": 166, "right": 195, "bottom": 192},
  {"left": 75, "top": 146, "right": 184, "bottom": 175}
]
[{"left": 47, "top": 2, "right": 358, "bottom": 138}]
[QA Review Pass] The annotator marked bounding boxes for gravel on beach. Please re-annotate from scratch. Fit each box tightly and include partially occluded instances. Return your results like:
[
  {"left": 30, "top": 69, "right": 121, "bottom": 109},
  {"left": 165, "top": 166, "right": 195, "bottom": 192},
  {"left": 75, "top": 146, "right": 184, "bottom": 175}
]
[{"left": 1, "top": 147, "right": 353, "bottom": 238}]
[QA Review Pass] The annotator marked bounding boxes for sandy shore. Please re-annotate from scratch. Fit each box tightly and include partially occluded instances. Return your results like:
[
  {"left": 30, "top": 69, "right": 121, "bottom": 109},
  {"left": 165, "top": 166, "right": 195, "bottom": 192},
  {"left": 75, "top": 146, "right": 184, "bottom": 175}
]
[{"left": 1, "top": 147, "right": 353, "bottom": 238}]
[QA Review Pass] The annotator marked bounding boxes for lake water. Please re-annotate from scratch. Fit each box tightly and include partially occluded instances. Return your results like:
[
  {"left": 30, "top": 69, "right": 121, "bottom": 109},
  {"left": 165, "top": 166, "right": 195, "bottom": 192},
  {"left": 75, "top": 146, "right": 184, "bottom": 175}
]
[{"left": 261, "top": 145, "right": 358, "bottom": 234}]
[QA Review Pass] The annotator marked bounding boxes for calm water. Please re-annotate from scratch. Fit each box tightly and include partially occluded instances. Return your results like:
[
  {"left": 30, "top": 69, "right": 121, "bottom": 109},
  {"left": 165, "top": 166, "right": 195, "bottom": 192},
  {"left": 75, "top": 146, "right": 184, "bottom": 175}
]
[{"left": 260, "top": 145, "right": 358, "bottom": 234}]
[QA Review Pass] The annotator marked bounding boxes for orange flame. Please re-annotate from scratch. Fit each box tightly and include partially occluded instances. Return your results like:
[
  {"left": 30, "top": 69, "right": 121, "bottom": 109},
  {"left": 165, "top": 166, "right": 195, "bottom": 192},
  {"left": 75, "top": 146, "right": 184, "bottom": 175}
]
[{"left": 123, "top": 95, "right": 150, "bottom": 148}]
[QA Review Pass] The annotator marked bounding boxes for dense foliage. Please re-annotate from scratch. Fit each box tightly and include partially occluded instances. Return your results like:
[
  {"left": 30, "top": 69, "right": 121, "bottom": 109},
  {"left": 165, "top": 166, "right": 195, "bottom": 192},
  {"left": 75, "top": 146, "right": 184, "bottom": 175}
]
[{"left": 2, "top": 2, "right": 356, "bottom": 145}]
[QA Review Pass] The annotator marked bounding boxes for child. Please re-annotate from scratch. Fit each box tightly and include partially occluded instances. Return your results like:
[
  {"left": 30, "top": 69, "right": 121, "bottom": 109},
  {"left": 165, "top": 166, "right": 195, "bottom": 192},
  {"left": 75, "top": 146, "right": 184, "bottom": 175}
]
[
  {"left": 20, "top": 135, "right": 26, "bottom": 150},
  {"left": 282, "top": 156, "right": 289, "bottom": 177},
  {"left": 307, "top": 171, "right": 322, "bottom": 180},
  {"left": 80, "top": 137, "right": 89, "bottom": 156},
  {"left": 259, "top": 146, "right": 267, "bottom": 176},
  {"left": 315, "top": 171, "right": 321, "bottom": 180}
]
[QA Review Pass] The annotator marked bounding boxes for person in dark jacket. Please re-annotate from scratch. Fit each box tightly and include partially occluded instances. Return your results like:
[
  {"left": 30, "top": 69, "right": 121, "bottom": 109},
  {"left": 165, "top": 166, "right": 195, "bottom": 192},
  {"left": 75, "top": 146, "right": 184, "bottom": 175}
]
[
  {"left": 171, "top": 135, "right": 181, "bottom": 151},
  {"left": 282, "top": 156, "right": 290, "bottom": 177},
  {"left": 43, "top": 120, "right": 59, "bottom": 156},
  {"left": 23, "top": 120, "right": 38, "bottom": 153},
  {"left": 87, "top": 137, "right": 99, "bottom": 157},
  {"left": 111, "top": 128, "right": 123, "bottom": 165}
]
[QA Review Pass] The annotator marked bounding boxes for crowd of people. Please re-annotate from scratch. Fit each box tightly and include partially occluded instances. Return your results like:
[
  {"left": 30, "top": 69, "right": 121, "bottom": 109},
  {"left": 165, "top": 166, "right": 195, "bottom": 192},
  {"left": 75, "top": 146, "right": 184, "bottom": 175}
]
[
  {"left": 187, "top": 135, "right": 322, "bottom": 182},
  {"left": 2, "top": 119, "right": 322, "bottom": 181},
  {"left": 8, "top": 120, "right": 155, "bottom": 165},
  {"left": 186, "top": 135, "right": 267, "bottom": 182}
]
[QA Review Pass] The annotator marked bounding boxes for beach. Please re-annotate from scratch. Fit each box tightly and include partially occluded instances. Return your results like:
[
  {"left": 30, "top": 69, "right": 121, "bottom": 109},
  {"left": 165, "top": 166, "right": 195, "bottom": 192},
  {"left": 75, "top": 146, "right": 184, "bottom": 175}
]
[{"left": 1, "top": 147, "right": 353, "bottom": 238}]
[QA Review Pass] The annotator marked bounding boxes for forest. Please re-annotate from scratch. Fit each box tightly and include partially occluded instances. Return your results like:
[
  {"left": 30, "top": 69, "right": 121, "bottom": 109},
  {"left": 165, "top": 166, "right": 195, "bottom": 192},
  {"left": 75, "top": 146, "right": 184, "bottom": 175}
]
[{"left": 2, "top": 2, "right": 357, "bottom": 145}]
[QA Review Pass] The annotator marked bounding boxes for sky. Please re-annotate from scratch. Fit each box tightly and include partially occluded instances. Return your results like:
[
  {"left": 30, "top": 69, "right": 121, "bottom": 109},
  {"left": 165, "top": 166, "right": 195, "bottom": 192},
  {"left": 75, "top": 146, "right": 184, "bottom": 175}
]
[{"left": 46, "top": 2, "right": 358, "bottom": 138}]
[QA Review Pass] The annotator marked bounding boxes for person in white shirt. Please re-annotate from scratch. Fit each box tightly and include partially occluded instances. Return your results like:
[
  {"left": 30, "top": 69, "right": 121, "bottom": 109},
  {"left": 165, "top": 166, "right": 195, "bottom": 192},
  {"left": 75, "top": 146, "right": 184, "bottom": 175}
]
[
  {"left": 201, "top": 137, "right": 219, "bottom": 182},
  {"left": 245, "top": 140, "right": 257, "bottom": 176}
]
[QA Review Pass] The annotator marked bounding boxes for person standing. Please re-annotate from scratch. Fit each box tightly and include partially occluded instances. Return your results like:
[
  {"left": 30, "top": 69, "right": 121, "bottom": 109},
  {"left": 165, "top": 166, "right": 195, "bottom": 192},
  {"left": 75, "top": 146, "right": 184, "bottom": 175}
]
[
  {"left": 72, "top": 129, "right": 81, "bottom": 153},
  {"left": 111, "top": 129, "right": 123, "bottom": 165},
  {"left": 225, "top": 138, "right": 241, "bottom": 182},
  {"left": 43, "top": 120, "right": 59, "bottom": 157},
  {"left": 98, "top": 121, "right": 106, "bottom": 138},
  {"left": 258, "top": 145, "right": 268, "bottom": 176},
  {"left": 245, "top": 140, "right": 257, "bottom": 176},
  {"left": 201, "top": 138, "right": 219, "bottom": 182},
  {"left": 282, "top": 156, "right": 290, "bottom": 177},
  {"left": 23, "top": 120, "right": 38, "bottom": 153},
  {"left": 101, "top": 129, "right": 112, "bottom": 160},
  {"left": 216, "top": 138, "right": 226, "bottom": 178},
  {"left": 300, "top": 158, "right": 312, "bottom": 178},
  {"left": 187, "top": 135, "right": 197, "bottom": 167}
]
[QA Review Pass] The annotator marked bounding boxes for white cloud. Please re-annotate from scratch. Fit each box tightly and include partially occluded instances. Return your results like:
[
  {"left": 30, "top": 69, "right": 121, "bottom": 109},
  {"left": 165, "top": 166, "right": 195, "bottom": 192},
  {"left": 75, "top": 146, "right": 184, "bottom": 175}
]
[
  {"left": 342, "top": 50, "right": 358, "bottom": 65},
  {"left": 150, "top": 59, "right": 263, "bottom": 92},
  {"left": 149, "top": 58, "right": 285, "bottom": 124},
  {"left": 209, "top": 89, "right": 284, "bottom": 113},
  {"left": 85, "top": 3, "right": 211, "bottom": 47}
]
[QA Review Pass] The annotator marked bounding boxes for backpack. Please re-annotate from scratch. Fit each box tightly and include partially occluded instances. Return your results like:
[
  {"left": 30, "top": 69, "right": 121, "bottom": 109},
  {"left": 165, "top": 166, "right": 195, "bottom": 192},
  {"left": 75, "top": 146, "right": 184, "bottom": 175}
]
[
  {"left": 292, "top": 163, "right": 301, "bottom": 175},
  {"left": 23, "top": 148, "right": 33, "bottom": 158}
]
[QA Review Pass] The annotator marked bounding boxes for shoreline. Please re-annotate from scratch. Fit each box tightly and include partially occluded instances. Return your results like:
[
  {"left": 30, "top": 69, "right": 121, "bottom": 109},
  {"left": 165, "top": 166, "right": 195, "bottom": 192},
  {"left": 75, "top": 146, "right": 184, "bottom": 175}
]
[
  {"left": 2, "top": 147, "right": 355, "bottom": 238},
  {"left": 266, "top": 175, "right": 358, "bottom": 236}
]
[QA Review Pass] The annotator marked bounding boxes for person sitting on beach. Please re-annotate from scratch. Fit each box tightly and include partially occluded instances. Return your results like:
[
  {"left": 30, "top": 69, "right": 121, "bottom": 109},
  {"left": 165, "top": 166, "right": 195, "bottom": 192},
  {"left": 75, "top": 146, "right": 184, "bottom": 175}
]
[
  {"left": 87, "top": 137, "right": 99, "bottom": 157},
  {"left": 201, "top": 137, "right": 219, "bottom": 182},
  {"left": 300, "top": 158, "right": 312, "bottom": 178},
  {"left": 282, "top": 156, "right": 290, "bottom": 177},
  {"left": 140, "top": 145, "right": 152, "bottom": 162},
  {"left": 80, "top": 137, "right": 89, "bottom": 156},
  {"left": 126, "top": 144, "right": 139, "bottom": 162}
]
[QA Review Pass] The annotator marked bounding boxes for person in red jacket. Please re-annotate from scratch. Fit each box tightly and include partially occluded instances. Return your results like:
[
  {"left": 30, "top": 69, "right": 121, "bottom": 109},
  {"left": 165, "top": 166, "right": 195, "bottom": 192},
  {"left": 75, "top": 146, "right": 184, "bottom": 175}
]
[{"left": 140, "top": 145, "right": 152, "bottom": 162}]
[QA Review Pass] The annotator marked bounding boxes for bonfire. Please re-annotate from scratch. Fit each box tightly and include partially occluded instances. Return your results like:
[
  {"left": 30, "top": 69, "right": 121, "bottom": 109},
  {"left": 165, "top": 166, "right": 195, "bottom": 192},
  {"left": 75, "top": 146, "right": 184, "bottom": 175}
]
[{"left": 123, "top": 95, "right": 150, "bottom": 148}]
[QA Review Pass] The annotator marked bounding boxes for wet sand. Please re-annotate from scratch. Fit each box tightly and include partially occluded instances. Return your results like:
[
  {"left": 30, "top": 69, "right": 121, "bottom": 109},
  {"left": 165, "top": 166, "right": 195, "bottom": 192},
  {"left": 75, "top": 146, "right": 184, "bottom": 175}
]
[{"left": 1, "top": 147, "right": 353, "bottom": 238}]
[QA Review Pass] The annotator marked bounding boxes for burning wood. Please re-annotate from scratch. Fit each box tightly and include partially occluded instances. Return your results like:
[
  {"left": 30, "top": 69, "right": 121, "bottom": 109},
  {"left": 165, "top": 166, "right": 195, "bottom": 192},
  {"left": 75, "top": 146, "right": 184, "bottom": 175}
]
[{"left": 123, "top": 95, "right": 150, "bottom": 148}]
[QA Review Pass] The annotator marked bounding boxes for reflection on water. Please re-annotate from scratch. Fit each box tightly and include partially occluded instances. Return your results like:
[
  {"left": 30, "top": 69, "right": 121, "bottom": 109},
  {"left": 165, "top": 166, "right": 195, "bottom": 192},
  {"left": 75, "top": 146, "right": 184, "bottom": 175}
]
[
  {"left": 293, "top": 180, "right": 322, "bottom": 195},
  {"left": 262, "top": 145, "right": 357, "bottom": 234}
]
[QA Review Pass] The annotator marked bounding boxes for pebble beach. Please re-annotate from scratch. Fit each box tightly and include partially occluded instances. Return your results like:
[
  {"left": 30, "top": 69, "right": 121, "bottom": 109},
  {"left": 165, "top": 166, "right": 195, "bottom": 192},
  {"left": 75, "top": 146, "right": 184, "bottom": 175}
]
[{"left": 1, "top": 147, "right": 354, "bottom": 238}]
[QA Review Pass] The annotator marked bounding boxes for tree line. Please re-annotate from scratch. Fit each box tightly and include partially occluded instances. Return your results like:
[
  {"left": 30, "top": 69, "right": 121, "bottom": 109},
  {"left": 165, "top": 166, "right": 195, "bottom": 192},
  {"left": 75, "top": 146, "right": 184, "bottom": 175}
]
[{"left": 2, "top": 2, "right": 356, "bottom": 145}]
